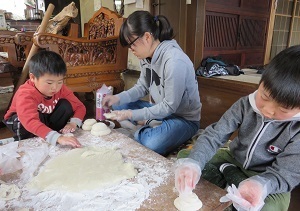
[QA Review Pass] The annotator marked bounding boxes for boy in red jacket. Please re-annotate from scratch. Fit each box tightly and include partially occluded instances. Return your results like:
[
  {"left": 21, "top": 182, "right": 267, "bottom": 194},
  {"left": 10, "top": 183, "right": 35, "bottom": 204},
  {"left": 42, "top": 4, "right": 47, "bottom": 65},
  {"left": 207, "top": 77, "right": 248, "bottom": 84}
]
[{"left": 3, "top": 51, "right": 86, "bottom": 148}]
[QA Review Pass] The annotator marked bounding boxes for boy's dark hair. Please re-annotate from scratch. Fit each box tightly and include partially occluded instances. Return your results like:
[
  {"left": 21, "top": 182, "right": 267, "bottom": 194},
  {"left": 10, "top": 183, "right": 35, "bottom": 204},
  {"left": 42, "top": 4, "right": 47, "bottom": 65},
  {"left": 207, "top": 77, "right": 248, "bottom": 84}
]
[
  {"left": 119, "top": 10, "right": 174, "bottom": 47},
  {"left": 29, "top": 50, "right": 67, "bottom": 78},
  {"left": 260, "top": 45, "right": 300, "bottom": 108}
]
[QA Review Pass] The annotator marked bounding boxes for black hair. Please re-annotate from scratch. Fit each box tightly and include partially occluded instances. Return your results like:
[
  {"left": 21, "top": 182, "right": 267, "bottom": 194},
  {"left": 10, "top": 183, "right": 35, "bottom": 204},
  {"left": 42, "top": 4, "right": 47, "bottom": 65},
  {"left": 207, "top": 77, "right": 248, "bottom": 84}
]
[
  {"left": 119, "top": 10, "right": 174, "bottom": 47},
  {"left": 260, "top": 45, "right": 300, "bottom": 108},
  {"left": 29, "top": 50, "right": 67, "bottom": 78}
]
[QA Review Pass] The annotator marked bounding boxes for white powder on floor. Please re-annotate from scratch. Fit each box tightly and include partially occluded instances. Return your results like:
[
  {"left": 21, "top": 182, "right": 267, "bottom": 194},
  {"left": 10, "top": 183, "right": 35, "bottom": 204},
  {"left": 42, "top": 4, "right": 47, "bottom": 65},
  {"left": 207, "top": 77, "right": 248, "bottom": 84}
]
[{"left": 1, "top": 130, "right": 173, "bottom": 210}]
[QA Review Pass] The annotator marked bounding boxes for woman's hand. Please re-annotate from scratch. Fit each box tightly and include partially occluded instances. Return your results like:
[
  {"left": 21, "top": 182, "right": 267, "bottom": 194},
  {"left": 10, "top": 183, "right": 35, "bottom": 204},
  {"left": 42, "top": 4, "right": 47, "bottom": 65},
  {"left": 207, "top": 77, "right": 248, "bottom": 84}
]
[
  {"left": 107, "top": 110, "right": 132, "bottom": 121},
  {"left": 102, "top": 95, "right": 120, "bottom": 107}
]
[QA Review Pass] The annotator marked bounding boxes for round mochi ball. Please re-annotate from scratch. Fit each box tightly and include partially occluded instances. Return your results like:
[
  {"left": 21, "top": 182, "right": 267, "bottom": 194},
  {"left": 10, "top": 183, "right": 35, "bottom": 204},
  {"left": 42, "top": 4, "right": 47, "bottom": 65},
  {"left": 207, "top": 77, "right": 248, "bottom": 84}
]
[
  {"left": 91, "top": 122, "right": 111, "bottom": 136},
  {"left": 91, "top": 128, "right": 111, "bottom": 136},
  {"left": 91, "top": 122, "right": 109, "bottom": 131},
  {"left": 83, "top": 118, "right": 97, "bottom": 126},
  {"left": 82, "top": 124, "right": 93, "bottom": 131}
]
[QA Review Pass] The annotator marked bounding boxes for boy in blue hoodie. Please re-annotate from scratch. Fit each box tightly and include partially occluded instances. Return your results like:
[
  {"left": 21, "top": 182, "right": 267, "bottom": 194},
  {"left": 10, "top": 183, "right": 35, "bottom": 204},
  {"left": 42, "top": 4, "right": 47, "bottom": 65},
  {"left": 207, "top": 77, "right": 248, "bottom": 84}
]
[{"left": 175, "top": 45, "right": 300, "bottom": 211}]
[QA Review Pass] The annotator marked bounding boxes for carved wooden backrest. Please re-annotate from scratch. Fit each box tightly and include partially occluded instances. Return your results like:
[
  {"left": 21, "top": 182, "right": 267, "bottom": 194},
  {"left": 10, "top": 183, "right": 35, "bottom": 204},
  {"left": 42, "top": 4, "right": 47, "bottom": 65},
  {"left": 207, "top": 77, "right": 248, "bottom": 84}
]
[
  {"left": 33, "top": 7, "right": 128, "bottom": 92},
  {"left": 84, "top": 7, "right": 124, "bottom": 39},
  {"left": 0, "top": 31, "right": 33, "bottom": 68}
]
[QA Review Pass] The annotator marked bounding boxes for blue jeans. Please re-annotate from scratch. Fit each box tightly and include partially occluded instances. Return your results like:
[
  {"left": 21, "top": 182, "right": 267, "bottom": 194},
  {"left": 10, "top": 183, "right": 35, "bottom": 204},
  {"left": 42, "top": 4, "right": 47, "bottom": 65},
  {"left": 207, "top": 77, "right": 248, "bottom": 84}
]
[{"left": 113, "top": 100, "right": 200, "bottom": 156}]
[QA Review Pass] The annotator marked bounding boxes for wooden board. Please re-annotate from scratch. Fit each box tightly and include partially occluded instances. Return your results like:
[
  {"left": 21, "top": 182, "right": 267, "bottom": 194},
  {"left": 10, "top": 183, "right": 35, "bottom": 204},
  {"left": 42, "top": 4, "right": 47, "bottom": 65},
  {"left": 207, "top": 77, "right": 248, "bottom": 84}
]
[{"left": 1, "top": 130, "right": 231, "bottom": 210}]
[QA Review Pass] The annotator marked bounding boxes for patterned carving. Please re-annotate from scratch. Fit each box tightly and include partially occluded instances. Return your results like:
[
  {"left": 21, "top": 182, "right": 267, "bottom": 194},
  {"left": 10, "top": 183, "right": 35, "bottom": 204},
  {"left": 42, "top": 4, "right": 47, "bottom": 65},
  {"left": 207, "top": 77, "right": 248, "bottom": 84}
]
[
  {"left": 15, "top": 44, "right": 27, "bottom": 62},
  {"left": 14, "top": 33, "right": 33, "bottom": 61},
  {"left": 36, "top": 35, "right": 118, "bottom": 67},
  {"left": 88, "top": 12, "right": 115, "bottom": 39},
  {"left": 32, "top": 7, "right": 127, "bottom": 94},
  {"left": 16, "top": 34, "right": 32, "bottom": 44},
  {"left": 0, "top": 36, "right": 14, "bottom": 45},
  {"left": 66, "top": 70, "right": 123, "bottom": 78}
]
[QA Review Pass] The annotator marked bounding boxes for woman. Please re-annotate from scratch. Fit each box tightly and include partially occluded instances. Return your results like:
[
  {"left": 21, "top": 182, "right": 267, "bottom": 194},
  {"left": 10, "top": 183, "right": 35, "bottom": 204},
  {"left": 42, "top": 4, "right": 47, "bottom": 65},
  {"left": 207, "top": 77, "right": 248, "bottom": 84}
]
[{"left": 102, "top": 10, "right": 201, "bottom": 156}]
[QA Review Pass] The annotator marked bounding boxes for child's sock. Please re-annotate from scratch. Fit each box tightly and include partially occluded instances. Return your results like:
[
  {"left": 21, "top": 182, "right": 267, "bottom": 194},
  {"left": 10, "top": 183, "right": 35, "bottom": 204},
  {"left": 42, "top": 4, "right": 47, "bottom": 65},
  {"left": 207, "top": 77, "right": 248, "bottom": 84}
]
[
  {"left": 219, "top": 163, "right": 248, "bottom": 187},
  {"left": 145, "top": 119, "right": 162, "bottom": 128},
  {"left": 219, "top": 163, "right": 237, "bottom": 173}
]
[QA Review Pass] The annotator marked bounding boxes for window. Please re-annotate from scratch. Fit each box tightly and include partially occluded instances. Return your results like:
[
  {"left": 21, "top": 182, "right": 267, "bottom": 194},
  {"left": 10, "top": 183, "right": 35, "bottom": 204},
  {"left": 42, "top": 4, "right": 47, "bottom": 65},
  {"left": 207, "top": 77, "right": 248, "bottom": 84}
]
[
  {"left": 1, "top": 0, "right": 26, "bottom": 20},
  {"left": 270, "top": 0, "right": 300, "bottom": 59}
]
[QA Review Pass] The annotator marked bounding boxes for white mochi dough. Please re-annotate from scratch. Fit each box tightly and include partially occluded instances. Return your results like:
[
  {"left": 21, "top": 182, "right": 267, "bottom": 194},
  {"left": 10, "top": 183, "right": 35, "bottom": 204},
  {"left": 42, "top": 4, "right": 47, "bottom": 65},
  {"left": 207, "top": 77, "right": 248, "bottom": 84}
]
[
  {"left": 83, "top": 119, "right": 97, "bottom": 126},
  {"left": 82, "top": 119, "right": 97, "bottom": 131},
  {"left": 91, "top": 122, "right": 111, "bottom": 136},
  {"left": 174, "top": 192, "right": 203, "bottom": 211},
  {"left": 92, "top": 122, "right": 108, "bottom": 131},
  {"left": 91, "top": 128, "right": 111, "bottom": 136},
  {"left": 0, "top": 180, "right": 20, "bottom": 200},
  {"left": 104, "top": 112, "right": 117, "bottom": 119},
  {"left": 28, "top": 147, "right": 137, "bottom": 192},
  {"left": 82, "top": 124, "right": 93, "bottom": 131}
]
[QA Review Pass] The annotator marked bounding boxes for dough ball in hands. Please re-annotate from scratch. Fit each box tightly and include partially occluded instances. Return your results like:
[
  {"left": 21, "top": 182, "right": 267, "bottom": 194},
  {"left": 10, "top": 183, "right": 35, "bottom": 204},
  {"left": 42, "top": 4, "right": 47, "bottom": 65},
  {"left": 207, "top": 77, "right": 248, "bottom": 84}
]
[
  {"left": 91, "top": 122, "right": 111, "bottom": 136},
  {"left": 103, "top": 112, "right": 117, "bottom": 119}
]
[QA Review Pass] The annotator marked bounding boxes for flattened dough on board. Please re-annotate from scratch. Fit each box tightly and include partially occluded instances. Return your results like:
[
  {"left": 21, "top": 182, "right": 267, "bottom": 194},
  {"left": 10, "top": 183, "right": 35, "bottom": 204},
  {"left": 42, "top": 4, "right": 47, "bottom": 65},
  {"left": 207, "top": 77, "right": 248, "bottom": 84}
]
[
  {"left": 28, "top": 147, "right": 137, "bottom": 192},
  {"left": 174, "top": 192, "right": 203, "bottom": 211}
]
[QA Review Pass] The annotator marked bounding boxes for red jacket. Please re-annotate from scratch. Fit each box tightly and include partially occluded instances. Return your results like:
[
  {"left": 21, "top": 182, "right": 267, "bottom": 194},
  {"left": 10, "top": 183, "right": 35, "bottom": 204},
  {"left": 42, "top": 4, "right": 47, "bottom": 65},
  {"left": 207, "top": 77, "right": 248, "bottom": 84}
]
[{"left": 4, "top": 80, "right": 86, "bottom": 139}]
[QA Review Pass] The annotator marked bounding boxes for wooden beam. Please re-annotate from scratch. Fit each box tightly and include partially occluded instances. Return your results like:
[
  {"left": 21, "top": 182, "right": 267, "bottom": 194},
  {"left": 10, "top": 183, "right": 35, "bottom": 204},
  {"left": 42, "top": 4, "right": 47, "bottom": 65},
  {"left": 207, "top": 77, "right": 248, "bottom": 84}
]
[
  {"left": 287, "top": 0, "right": 297, "bottom": 47},
  {"left": 264, "top": 0, "right": 276, "bottom": 64},
  {"left": 15, "top": 3, "right": 55, "bottom": 92}
]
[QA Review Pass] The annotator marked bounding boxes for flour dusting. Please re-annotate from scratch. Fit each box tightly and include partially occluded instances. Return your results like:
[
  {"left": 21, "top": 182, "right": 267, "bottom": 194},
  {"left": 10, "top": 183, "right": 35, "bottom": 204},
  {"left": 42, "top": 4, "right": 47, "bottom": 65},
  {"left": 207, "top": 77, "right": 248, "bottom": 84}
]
[{"left": 1, "top": 130, "right": 174, "bottom": 210}]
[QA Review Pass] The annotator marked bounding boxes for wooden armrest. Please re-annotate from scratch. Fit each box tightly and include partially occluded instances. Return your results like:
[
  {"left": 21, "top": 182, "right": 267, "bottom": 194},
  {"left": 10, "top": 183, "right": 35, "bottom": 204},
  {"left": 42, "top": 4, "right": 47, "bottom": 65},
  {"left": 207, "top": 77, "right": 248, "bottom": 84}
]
[
  {"left": 14, "top": 33, "right": 34, "bottom": 59},
  {"left": 14, "top": 32, "right": 34, "bottom": 45}
]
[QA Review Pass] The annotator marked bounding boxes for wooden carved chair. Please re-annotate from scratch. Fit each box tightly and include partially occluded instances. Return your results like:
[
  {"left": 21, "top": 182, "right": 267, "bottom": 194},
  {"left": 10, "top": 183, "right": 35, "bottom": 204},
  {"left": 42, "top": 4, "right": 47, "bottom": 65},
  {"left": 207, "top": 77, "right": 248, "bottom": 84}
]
[
  {"left": 0, "top": 31, "right": 33, "bottom": 87},
  {"left": 32, "top": 7, "right": 128, "bottom": 97}
]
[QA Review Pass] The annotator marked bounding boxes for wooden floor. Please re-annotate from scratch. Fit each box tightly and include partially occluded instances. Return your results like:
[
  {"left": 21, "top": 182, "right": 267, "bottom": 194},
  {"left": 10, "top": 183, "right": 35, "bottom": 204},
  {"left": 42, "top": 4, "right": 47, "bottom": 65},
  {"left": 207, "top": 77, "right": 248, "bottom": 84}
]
[{"left": 0, "top": 75, "right": 299, "bottom": 210}]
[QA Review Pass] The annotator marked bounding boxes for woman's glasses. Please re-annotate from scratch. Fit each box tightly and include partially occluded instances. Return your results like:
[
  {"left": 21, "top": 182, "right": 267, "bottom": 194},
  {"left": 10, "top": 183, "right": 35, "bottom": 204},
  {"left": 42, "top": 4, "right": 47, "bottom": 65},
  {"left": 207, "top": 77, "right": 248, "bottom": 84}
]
[{"left": 127, "top": 36, "right": 140, "bottom": 48}]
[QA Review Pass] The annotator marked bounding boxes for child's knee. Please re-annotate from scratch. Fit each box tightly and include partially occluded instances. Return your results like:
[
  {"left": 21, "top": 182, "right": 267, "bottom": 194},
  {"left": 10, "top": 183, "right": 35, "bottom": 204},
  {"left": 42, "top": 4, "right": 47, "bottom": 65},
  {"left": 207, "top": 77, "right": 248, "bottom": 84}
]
[
  {"left": 57, "top": 99, "right": 73, "bottom": 114},
  {"left": 141, "top": 137, "right": 162, "bottom": 152},
  {"left": 262, "top": 192, "right": 290, "bottom": 211},
  {"left": 136, "top": 132, "right": 165, "bottom": 154}
]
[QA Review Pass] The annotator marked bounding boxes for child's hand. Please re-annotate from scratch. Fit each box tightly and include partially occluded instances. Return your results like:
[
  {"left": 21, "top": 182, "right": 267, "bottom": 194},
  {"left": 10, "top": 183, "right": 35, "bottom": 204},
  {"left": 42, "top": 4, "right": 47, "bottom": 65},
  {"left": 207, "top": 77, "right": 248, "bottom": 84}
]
[
  {"left": 57, "top": 135, "right": 82, "bottom": 148},
  {"left": 60, "top": 122, "right": 77, "bottom": 134},
  {"left": 175, "top": 158, "right": 201, "bottom": 195},
  {"left": 220, "top": 178, "right": 268, "bottom": 211},
  {"left": 238, "top": 179, "right": 266, "bottom": 208}
]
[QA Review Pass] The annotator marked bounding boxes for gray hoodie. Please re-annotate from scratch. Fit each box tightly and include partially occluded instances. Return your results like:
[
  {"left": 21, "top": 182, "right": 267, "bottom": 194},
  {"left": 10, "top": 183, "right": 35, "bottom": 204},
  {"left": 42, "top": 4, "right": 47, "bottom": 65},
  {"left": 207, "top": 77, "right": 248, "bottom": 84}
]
[
  {"left": 189, "top": 91, "right": 300, "bottom": 195},
  {"left": 117, "top": 40, "right": 201, "bottom": 122}
]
